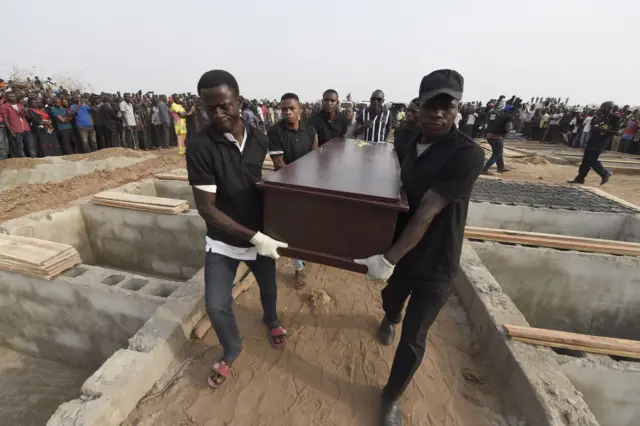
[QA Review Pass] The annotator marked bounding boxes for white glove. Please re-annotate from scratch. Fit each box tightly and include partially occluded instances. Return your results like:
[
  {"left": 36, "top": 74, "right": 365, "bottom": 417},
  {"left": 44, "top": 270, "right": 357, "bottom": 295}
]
[
  {"left": 354, "top": 254, "right": 395, "bottom": 281},
  {"left": 250, "top": 232, "right": 288, "bottom": 260}
]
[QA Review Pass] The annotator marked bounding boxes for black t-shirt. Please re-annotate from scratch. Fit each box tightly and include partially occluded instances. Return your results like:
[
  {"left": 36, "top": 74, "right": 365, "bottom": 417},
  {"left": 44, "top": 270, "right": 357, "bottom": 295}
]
[
  {"left": 186, "top": 123, "right": 269, "bottom": 247},
  {"left": 393, "top": 125, "right": 420, "bottom": 165},
  {"left": 487, "top": 111, "right": 513, "bottom": 136},
  {"left": 267, "top": 120, "right": 316, "bottom": 164},
  {"left": 308, "top": 110, "right": 349, "bottom": 146},
  {"left": 586, "top": 113, "right": 620, "bottom": 152},
  {"left": 393, "top": 128, "right": 485, "bottom": 282}
]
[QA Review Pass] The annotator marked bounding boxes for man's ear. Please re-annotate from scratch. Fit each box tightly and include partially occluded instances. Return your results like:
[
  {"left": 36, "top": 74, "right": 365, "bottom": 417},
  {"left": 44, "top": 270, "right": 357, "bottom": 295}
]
[{"left": 237, "top": 95, "right": 244, "bottom": 108}]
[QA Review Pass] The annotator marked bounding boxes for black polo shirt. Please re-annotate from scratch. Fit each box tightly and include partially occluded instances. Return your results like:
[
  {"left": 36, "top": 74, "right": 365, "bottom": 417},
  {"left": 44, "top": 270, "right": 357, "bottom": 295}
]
[
  {"left": 186, "top": 123, "right": 269, "bottom": 247},
  {"left": 393, "top": 128, "right": 484, "bottom": 282},
  {"left": 267, "top": 120, "right": 317, "bottom": 164},
  {"left": 393, "top": 124, "right": 420, "bottom": 165},
  {"left": 308, "top": 110, "right": 349, "bottom": 146}
]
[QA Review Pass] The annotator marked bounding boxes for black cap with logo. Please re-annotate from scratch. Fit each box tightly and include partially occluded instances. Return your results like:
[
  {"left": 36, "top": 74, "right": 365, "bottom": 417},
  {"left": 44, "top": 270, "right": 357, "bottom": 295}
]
[{"left": 419, "top": 69, "right": 464, "bottom": 104}]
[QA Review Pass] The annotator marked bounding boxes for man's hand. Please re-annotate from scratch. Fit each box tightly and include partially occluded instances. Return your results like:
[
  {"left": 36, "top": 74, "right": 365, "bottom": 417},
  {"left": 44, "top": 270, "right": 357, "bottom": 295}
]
[
  {"left": 354, "top": 254, "right": 395, "bottom": 281},
  {"left": 251, "top": 232, "right": 288, "bottom": 260},
  {"left": 364, "top": 120, "right": 374, "bottom": 129}
]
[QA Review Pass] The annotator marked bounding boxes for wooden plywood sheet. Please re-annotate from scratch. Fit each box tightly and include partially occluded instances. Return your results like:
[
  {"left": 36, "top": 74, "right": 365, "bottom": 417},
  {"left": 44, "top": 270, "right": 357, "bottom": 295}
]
[
  {"left": 0, "top": 234, "right": 82, "bottom": 280},
  {"left": 93, "top": 191, "right": 187, "bottom": 208}
]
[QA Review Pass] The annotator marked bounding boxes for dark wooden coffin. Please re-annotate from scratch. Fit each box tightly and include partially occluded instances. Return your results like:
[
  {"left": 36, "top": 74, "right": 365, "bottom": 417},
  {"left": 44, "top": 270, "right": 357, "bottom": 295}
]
[{"left": 256, "top": 138, "right": 409, "bottom": 272}]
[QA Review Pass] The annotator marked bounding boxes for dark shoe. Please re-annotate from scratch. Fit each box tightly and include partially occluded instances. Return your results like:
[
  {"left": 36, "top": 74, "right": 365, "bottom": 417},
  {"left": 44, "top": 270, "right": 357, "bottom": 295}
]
[
  {"left": 600, "top": 171, "right": 612, "bottom": 185},
  {"left": 567, "top": 178, "right": 584, "bottom": 184},
  {"left": 480, "top": 170, "right": 493, "bottom": 176},
  {"left": 497, "top": 168, "right": 511, "bottom": 174},
  {"left": 380, "top": 392, "right": 402, "bottom": 426},
  {"left": 378, "top": 317, "right": 396, "bottom": 346}
]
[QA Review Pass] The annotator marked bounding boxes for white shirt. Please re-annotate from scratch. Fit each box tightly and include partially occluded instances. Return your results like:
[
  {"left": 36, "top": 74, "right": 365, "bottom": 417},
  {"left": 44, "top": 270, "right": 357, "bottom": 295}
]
[
  {"left": 540, "top": 113, "right": 550, "bottom": 127},
  {"left": 549, "top": 113, "right": 563, "bottom": 125},
  {"left": 194, "top": 127, "right": 259, "bottom": 261},
  {"left": 454, "top": 112, "right": 462, "bottom": 127},
  {"left": 583, "top": 116, "right": 593, "bottom": 133},
  {"left": 466, "top": 113, "right": 477, "bottom": 125},
  {"left": 119, "top": 100, "right": 136, "bottom": 126}
]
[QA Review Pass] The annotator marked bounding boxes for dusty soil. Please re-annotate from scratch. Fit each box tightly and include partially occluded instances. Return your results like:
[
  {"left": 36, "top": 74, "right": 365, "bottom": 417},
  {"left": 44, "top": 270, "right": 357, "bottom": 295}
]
[
  {"left": 0, "top": 346, "right": 92, "bottom": 426},
  {"left": 63, "top": 147, "right": 150, "bottom": 162},
  {"left": 1, "top": 157, "right": 52, "bottom": 170},
  {"left": 124, "top": 262, "right": 518, "bottom": 426},
  {"left": 0, "top": 149, "right": 185, "bottom": 221}
]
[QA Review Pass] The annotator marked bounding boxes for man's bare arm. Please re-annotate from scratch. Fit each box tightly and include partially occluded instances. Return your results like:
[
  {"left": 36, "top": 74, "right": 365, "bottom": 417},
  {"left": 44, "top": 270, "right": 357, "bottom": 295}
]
[
  {"left": 384, "top": 190, "right": 450, "bottom": 264},
  {"left": 192, "top": 187, "right": 255, "bottom": 241},
  {"left": 312, "top": 134, "right": 318, "bottom": 149}
]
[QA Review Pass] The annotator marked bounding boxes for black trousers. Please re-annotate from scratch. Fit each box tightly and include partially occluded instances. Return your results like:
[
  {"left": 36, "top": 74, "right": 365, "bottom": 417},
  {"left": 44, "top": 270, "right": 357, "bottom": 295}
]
[
  {"left": 577, "top": 149, "right": 607, "bottom": 181},
  {"left": 155, "top": 124, "right": 170, "bottom": 148},
  {"left": 104, "top": 127, "right": 121, "bottom": 148},
  {"left": 381, "top": 271, "right": 451, "bottom": 401},
  {"left": 58, "top": 129, "right": 74, "bottom": 155}
]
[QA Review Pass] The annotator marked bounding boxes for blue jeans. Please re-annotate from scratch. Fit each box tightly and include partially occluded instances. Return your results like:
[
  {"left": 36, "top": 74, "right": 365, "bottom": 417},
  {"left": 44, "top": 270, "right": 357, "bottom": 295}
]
[
  {"left": 483, "top": 138, "right": 505, "bottom": 171},
  {"left": 204, "top": 252, "right": 278, "bottom": 363}
]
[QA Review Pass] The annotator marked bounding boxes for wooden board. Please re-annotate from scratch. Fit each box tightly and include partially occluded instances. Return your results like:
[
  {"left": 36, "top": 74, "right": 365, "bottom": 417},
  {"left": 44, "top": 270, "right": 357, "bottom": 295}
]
[
  {"left": 0, "top": 234, "right": 83, "bottom": 280},
  {"left": 92, "top": 199, "right": 188, "bottom": 214},
  {"left": 155, "top": 173, "right": 188, "bottom": 181},
  {"left": 93, "top": 191, "right": 188, "bottom": 208},
  {"left": 464, "top": 226, "right": 640, "bottom": 257},
  {"left": 504, "top": 324, "right": 640, "bottom": 359}
]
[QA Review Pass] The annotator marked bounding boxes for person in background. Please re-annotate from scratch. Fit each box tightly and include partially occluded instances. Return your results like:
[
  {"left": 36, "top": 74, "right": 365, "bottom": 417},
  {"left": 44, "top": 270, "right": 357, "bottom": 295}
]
[
  {"left": 482, "top": 104, "right": 514, "bottom": 174},
  {"left": 120, "top": 93, "right": 138, "bottom": 149},
  {"left": 27, "top": 98, "right": 61, "bottom": 157},
  {"left": 50, "top": 97, "right": 74, "bottom": 154},
  {"left": 309, "top": 89, "right": 349, "bottom": 146},
  {"left": 92, "top": 97, "right": 105, "bottom": 150},
  {"left": 156, "top": 95, "right": 171, "bottom": 149},
  {"left": 353, "top": 90, "right": 392, "bottom": 143},
  {"left": 242, "top": 102, "right": 261, "bottom": 129},
  {"left": 393, "top": 98, "right": 420, "bottom": 164},
  {"left": 267, "top": 92, "right": 318, "bottom": 288},
  {"left": 171, "top": 95, "right": 190, "bottom": 155},
  {"left": 0, "top": 91, "right": 34, "bottom": 157},
  {"left": 71, "top": 95, "right": 97, "bottom": 152},
  {"left": 568, "top": 101, "right": 617, "bottom": 185},
  {"left": 343, "top": 105, "right": 358, "bottom": 139},
  {"left": 620, "top": 110, "right": 639, "bottom": 154},
  {"left": 539, "top": 108, "right": 550, "bottom": 140},
  {"left": 100, "top": 94, "right": 121, "bottom": 148},
  {"left": 133, "top": 98, "right": 150, "bottom": 150},
  {"left": 186, "top": 69, "right": 289, "bottom": 390},
  {"left": 0, "top": 104, "right": 8, "bottom": 160},
  {"left": 580, "top": 111, "right": 593, "bottom": 147}
]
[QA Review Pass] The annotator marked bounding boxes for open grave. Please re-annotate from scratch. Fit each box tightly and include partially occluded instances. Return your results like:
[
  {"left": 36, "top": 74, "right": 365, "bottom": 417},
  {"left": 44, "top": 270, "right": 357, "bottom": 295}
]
[
  {"left": 464, "top": 178, "right": 640, "bottom": 426},
  {"left": 1, "top": 173, "right": 638, "bottom": 425}
]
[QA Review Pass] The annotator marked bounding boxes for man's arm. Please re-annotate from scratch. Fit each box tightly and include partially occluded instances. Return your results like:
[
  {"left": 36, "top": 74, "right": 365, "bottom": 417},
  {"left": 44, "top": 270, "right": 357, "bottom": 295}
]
[
  {"left": 193, "top": 188, "right": 255, "bottom": 241},
  {"left": 267, "top": 125, "right": 286, "bottom": 170},
  {"left": 384, "top": 190, "right": 449, "bottom": 264},
  {"left": 312, "top": 133, "right": 318, "bottom": 149}
]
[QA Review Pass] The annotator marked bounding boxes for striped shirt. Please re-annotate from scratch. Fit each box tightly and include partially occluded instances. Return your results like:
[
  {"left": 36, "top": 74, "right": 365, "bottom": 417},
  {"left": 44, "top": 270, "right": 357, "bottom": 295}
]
[{"left": 357, "top": 107, "right": 392, "bottom": 142}]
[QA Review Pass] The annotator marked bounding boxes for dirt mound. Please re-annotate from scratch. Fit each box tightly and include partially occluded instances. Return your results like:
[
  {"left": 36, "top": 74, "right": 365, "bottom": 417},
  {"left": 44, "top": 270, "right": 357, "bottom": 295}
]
[
  {"left": 1, "top": 157, "right": 52, "bottom": 170},
  {"left": 63, "top": 148, "right": 150, "bottom": 162},
  {"left": 1, "top": 153, "right": 185, "bottom": 221},
  {"left": 512, "top": 155, "right": 551, "bottom": 165}
]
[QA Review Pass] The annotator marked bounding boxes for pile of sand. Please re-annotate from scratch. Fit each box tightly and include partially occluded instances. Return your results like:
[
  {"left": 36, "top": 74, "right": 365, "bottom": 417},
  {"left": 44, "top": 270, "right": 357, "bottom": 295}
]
[{"left": 64, "top": 148, "right": 149, "bottom": 162}]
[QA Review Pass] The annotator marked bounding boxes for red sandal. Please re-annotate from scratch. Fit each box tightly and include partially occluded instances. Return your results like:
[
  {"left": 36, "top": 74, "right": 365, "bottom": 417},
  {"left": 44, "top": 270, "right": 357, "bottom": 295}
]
[
  {"left": 207, "top": 361, "right": 230, "bottom": 389},
  {"left": 269, "top": 326, "right": 287, "bottom": 348}
]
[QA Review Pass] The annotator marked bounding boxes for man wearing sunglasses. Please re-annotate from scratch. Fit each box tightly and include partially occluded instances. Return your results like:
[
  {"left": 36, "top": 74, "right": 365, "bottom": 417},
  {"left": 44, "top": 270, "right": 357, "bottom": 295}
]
[
  {"left": 308, "top": 89, "right": 349, "bottom": 146},
  {"left": 353, "top": 90, "right": 392, "bottom": 143}
]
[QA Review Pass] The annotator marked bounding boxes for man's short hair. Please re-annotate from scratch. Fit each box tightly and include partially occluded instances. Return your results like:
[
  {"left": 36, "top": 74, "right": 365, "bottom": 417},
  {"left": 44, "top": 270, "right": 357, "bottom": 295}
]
[
  {"left": 323, "top": 89, "right": 338, "bottom": 98},
  {"left": 197, "top": 70, "right": 239, "bottom": 95},
  {"left": 281, "top": 92, "right": 299, "bottom": 102}
]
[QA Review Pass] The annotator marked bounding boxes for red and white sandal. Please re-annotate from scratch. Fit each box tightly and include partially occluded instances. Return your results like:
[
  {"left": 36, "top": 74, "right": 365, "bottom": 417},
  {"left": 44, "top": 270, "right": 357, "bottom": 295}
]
[
  {"left": 269, "top": 326, "right": 287, "bottom": 348},
  {"left": 207, "top": 361, "right": 230, "bottom": 389}
]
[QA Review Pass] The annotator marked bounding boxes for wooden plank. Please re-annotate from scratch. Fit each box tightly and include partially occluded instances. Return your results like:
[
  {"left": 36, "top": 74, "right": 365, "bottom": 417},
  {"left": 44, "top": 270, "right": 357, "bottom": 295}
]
[
  {"left": 155, "top": 173, "right": 188, "bottom": 181},
  {"left": 92, "top": 199, "right": 188, "bottom": 214},
  {"left": 0, "top": 234, "right": 76, "bottom": 266},
  {"left": 511, "top": 337, "right": 640, "bottom": 359},
  {"left": 504, "top": 324, "right": 640, "bottom": 354},
  {"left": 93, "top": 191, "right": 187, "bottom": 208},
  {"left": 464, "top": 226, "right": 640, "bottom": 257}
]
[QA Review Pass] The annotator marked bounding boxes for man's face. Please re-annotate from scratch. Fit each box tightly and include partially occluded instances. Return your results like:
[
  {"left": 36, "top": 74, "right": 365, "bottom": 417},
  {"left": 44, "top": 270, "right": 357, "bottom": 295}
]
[
  {"left": 61, "top": 98, "right": 69, "bottom": 108},
  {"left": 419, "top": 94, "right": 459, "bottom": 137},
  {"left": 322, "top": 92, "right": 338, "bottom": 113},
  {"left": 54, "top": 99, "right": 62, "bottom": 107},
  {"left": 6, "top": 93, "right": 17, "bottom": 103},
  {"left": 74, "top": 96, "right": 81, "bottom": 105},
  {"left": 345, "top": 107, "right": 354, "bottom": 121},
  {"left": 406, "top": 102, "right": 419, "bottom": 125},
  {"left": 280, "top": 98, "right": 300, "bottom": 125},
  {"left": 124, "top": 94, "right": 131, "bottom": 103},
  {"left": 200, "top": 85, "right": 242, "bottom": 133},
  {"left": 370, "top": 91, "right": 384, "bottom": 112}
]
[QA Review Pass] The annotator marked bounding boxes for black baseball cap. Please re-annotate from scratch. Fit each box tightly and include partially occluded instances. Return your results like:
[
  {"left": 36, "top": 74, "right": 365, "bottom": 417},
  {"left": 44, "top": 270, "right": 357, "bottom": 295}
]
[{"left": 419, "top": 69, "right": 464, "bottom": 104}]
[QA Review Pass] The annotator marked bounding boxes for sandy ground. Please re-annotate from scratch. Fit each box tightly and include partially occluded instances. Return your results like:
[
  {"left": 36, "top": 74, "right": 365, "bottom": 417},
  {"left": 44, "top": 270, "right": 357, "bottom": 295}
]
[
  {"left": 0, "top": 346, "right": 92, "bottom": 426},
  {"left": 124, "top": 261, "right": 518, "bottom": 426},
  {"left": 0, "top": 148, "right": 185, "bottom": 222}
]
